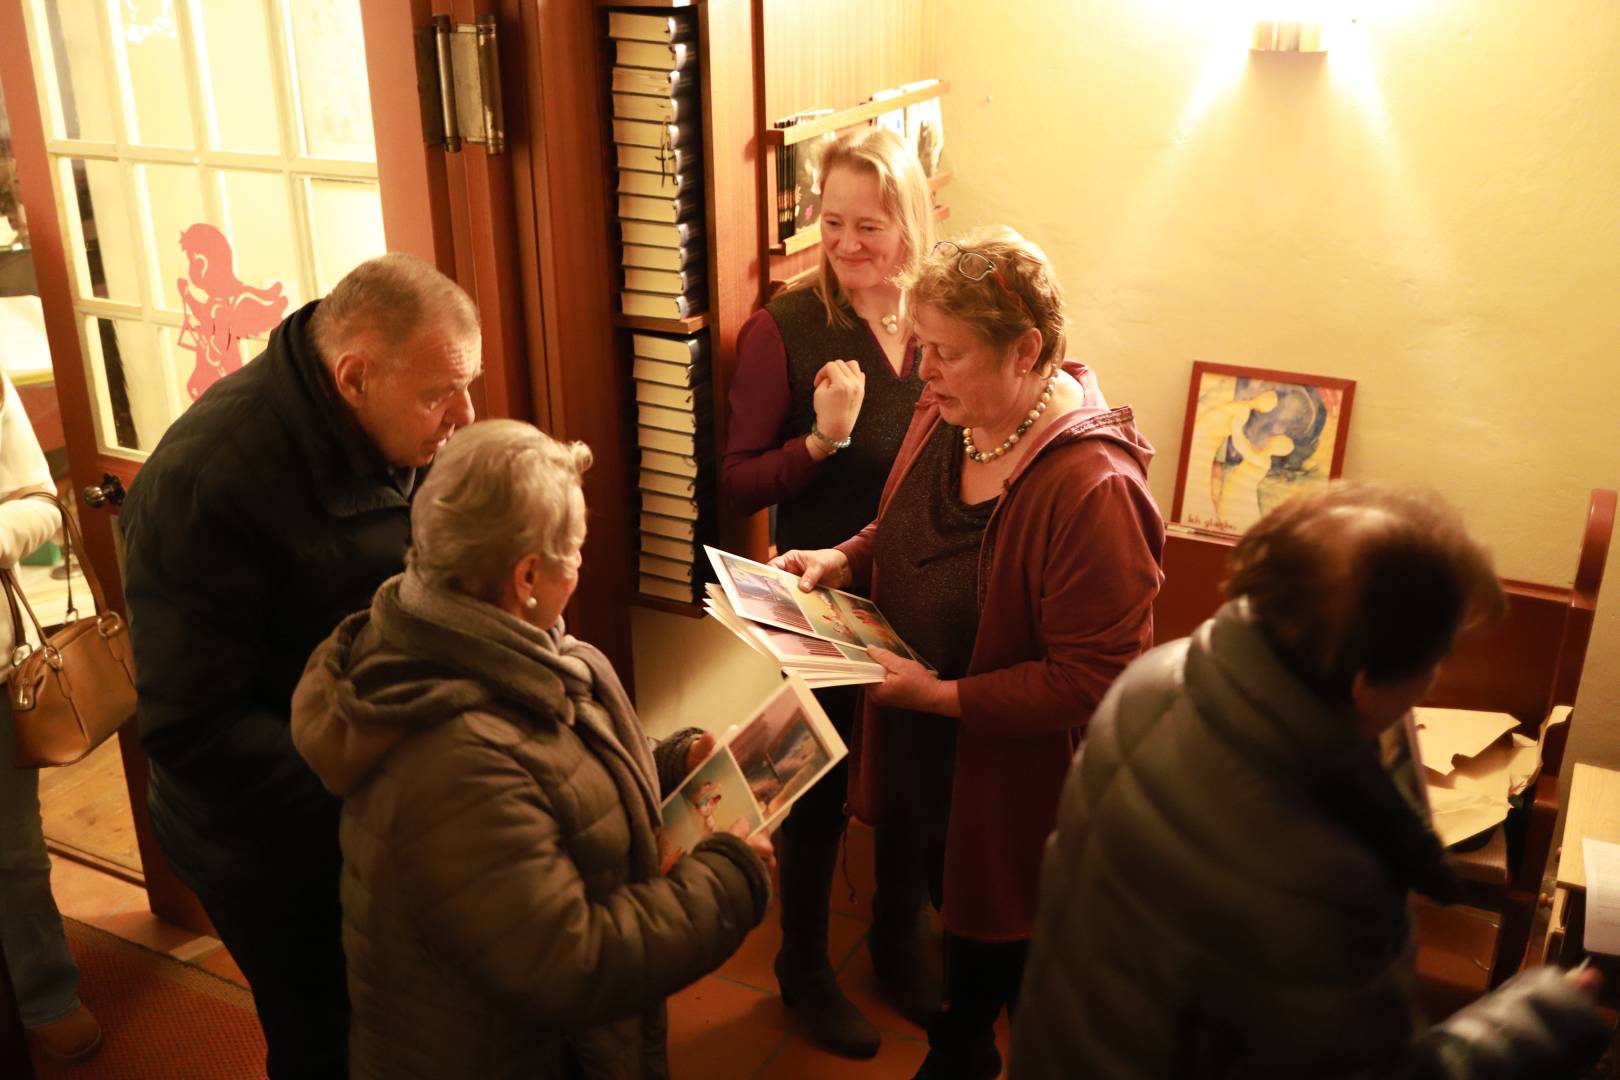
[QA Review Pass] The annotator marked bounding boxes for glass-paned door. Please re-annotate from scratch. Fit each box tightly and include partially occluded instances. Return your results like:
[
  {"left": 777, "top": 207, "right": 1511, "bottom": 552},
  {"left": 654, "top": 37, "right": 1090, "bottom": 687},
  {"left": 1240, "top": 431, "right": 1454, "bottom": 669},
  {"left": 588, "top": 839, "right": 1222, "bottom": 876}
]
[{"left": 18, "top": 0, "right": 387, "bottom": 457}]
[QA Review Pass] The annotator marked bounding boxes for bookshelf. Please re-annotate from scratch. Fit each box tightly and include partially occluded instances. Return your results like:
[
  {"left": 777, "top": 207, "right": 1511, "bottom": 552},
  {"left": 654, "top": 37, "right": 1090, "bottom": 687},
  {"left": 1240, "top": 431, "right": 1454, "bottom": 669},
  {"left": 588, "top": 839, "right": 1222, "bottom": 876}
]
[
  {"left": 595, "top": 0, "right": 942, "bottom": 616},
  {"left": 762, "top": 80, "right": 950, "bottom": 146}
]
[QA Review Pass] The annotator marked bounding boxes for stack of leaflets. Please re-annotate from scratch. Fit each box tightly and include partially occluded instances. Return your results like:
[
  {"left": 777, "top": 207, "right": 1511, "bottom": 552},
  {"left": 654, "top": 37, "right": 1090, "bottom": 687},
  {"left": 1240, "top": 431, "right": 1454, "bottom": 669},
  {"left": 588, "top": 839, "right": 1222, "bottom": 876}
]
[
  {"left": 659, "top": 678, "right": 846, "bottom": 868},
  {"left": 701, "top": 546, "right": 930, "bottom": 688}
]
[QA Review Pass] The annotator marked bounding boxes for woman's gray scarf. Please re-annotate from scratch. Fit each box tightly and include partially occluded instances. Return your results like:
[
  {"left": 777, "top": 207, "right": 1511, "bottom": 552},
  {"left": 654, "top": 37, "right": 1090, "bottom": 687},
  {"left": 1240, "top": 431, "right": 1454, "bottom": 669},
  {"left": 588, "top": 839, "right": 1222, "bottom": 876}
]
[{"left": 390, "top": 571, "right": 661, "bottom": 820}]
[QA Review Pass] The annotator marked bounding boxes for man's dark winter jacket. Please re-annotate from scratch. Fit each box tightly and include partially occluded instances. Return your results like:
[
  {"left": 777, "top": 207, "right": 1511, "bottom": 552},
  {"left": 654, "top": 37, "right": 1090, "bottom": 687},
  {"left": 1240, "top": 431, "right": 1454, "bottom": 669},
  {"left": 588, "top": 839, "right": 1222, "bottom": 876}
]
[
  {"left": 1012, "top": 600, "right": 1607, "bottom": 1079},
  {"left": 120, "top": 299, "right": 412, "bottom": 888}
]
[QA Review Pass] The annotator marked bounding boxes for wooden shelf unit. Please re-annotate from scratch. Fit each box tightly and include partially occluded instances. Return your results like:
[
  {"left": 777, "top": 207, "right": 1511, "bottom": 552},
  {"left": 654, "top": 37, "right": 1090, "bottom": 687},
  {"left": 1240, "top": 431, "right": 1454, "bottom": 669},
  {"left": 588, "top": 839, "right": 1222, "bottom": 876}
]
[{"left": 764, "top": 80, "right": 948, "bottom": 147}]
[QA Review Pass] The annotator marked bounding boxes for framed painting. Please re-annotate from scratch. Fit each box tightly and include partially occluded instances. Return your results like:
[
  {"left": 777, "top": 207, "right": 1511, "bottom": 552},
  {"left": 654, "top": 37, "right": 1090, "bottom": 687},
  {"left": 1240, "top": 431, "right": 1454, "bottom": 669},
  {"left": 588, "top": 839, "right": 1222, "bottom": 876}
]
[{"left": 1170, "top": 361, "right": 1356, "bottom": 536}]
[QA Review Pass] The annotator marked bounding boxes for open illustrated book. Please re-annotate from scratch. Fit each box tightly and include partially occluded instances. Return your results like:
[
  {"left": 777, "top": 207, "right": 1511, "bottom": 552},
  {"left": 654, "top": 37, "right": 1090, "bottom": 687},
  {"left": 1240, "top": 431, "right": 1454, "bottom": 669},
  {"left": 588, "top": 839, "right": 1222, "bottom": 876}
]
[
  {"left": 657, "top": 677, "right": 847, "bottom": 871},
  {"left": 701, "top": 546, "right": 930, "bottom": 688}
]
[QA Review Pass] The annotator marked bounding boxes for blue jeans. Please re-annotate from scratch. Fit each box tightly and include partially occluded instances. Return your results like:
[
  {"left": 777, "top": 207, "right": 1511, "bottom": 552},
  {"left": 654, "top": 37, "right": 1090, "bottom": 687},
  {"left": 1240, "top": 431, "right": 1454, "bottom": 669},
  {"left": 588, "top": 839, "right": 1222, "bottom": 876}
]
[{"left": 0, "top": 696, "right": 81, "bottom": 1027}]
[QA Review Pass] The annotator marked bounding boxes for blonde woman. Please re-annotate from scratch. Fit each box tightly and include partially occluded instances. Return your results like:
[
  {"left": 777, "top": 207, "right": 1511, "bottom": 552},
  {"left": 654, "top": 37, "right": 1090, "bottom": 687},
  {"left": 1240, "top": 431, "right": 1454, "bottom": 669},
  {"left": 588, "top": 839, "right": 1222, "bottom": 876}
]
[
  {"left": 722, "top": 125, "right": 937, "bottom": 1058},
  {"left": 293, "top": 421, "right": 773, "bottom": 1079}
]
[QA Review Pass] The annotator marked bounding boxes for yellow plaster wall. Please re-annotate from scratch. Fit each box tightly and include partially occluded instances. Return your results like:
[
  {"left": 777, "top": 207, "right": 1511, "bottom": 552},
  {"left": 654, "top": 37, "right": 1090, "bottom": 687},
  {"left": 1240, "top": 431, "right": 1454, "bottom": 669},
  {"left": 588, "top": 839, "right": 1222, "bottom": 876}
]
[
  {"left": 931, "top": 0, "right": 1620, "bottom": 768},
  {"left": 634, "top": 1, "right": 1620, "bottom": 764}
]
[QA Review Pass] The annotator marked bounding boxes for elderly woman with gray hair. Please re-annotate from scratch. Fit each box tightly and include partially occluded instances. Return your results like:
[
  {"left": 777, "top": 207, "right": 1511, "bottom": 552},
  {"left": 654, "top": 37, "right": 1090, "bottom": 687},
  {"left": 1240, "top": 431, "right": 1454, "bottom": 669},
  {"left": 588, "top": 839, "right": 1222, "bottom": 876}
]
[{"left": 291, "top": 419, "right": 774, "bottom": 1080}]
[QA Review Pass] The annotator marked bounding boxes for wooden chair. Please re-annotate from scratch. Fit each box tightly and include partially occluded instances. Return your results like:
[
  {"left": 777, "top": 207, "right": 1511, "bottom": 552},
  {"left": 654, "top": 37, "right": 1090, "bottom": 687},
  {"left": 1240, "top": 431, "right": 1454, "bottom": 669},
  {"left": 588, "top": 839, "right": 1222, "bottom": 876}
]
[{"left": 1151, "top": 488, "right": 1617, "bottom": 990}]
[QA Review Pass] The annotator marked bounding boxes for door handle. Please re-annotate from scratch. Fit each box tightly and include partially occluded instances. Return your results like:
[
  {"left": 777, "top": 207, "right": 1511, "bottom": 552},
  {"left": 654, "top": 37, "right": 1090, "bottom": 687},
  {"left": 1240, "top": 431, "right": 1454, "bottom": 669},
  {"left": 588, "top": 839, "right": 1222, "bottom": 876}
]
[{"left": 81, "top": 474, "right": 127, "bottom": 509}]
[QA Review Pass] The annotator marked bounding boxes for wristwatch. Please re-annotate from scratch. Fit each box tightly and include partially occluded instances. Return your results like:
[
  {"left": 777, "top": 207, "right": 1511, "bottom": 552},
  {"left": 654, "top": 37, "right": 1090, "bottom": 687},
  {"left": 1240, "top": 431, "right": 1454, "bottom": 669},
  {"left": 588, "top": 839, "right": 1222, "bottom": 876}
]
[{"left": 811, "top": 424, "right": 852, "bottom": 453}]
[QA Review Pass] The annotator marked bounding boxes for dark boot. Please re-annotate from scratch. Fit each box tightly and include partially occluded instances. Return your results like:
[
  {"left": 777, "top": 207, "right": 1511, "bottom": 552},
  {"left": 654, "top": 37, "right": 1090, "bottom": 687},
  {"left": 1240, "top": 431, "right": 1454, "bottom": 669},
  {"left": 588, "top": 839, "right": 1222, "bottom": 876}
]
[
  {"left": 775, "top": 825, "right": 880, "bottom": 1058},
  {"left": 911, "top": 1011, "right": 1001, "bottom": 1080},
  {"left": 869, "top": 825, "right": 943, "bottom": 1026}
]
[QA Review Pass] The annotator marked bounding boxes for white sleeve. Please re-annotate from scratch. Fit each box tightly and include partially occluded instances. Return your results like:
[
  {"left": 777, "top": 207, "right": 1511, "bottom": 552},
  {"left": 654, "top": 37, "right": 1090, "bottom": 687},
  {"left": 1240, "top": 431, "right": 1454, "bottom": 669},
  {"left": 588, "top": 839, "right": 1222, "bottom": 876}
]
[{"left": 0, "top": 373, "right": 62, "bottom": 567}]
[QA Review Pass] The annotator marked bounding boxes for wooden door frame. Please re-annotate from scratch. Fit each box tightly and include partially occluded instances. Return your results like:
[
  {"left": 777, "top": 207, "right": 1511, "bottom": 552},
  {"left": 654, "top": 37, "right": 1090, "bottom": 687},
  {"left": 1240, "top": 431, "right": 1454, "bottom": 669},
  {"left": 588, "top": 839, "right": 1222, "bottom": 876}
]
[{"left": 0, "top": 0, "right": 207, "bottom": 931}]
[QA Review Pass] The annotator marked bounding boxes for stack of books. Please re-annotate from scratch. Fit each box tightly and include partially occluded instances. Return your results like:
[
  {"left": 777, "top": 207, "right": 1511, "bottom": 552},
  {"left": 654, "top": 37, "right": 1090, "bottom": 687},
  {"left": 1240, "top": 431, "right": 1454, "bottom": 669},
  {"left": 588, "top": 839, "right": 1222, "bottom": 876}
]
[
  {"left": 635, "top": 331, "right": 712, "bottom": 603},
  {"left": 609, "top": 9, "right": 705, "bottom": 321}
]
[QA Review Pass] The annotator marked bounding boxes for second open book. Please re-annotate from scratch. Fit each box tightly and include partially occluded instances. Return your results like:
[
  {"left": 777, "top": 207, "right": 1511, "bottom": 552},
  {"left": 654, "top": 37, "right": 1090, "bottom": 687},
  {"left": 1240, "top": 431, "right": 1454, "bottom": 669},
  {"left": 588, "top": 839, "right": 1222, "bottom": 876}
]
[
  {"left": 701, "top": 546, "right": 930, "bottom": 688},
  {"left": 658, "top": 677, "right": 847, "bottom": 870}
]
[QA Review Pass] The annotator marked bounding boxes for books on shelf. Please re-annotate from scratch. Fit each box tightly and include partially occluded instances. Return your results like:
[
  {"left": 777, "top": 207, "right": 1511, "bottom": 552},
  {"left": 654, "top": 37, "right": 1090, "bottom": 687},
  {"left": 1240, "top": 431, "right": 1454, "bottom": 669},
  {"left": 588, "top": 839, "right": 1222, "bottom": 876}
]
[
  {"left": 633, "top": 356, "right": 698, "bottom": 387},
  {"left": 642, "top": 448, "right": 699, "bottom": 477},
  {"left": 619, "top": 168, "right": 702, "bottom": 199},
  {"left": 900, "top": 79, "right": 945, "bottom": 176},
  {"left": 618, "top": 191, "right": 703, "bottom": 225},
  {"left": 622, "top": 290, "right": 704, "bottom": 321},
  {"left": 641, "top": 511, "right": 695, "bottom": 542},
  {"left": 638, "top": 401, "right": 699, "bottom": 434},
  {"left": 640, "top": 464, "right": 699, "bottom": 495},
  {"left": 608, "top": 11, "right": 695, "bottom": 45},
  {"left": 621, "top": 218, "right": 704, "bottom": 250},
  {"left": 771, "top": 108, "right": 834, "bottom": 240},
  {"left": 625, "top": 266, "right": 705, "bottom": 296},
  {"left": 613, "top": 66, "right": 695, "bottom": 99},
  {"left": 640, "top": 573, "right": 695, "bottom": 604},
  {"left": 641, "top": 532, "right": 693, "bottom": 563},
  {"left": 623, "top": 242, "right": 703, "bottom": 272},
  {"left": 617, "top": 143, "right": 695, "bottom": 174},
  {"left": 656, "top": 679, "right": 848, "bottom": 871},
  {"left": 613, "top": 92, "right": 700, "bottom": 125},
  {"left": 635, "top": 381, "right": 696, "bottom": 410},
  {"left": 643, "top": 490, "right": 699, "bottom": 521},
  {"left": 612, "top": 118, "right": 701, "bottom": 150},
  {"left": 614, "top": 39, "right": 696, "bottom": 73},
  {"left": 607, "top": 20, "right": 712, "bottom": 608},
  {"left": 633, "top": 331, "right": 706, "bottom": 365},
  {"left": 637, "top": 425, "right": 696, "bottom": 456}
]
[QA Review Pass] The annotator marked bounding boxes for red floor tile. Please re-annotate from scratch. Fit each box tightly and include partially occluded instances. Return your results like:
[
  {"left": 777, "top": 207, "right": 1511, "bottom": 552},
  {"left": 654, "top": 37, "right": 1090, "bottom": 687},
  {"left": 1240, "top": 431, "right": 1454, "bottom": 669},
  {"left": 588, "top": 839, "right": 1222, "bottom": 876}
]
[
  {"left": 666, "top": 975, "right": 790, "bottom": 1080},
  {"left": 760, "top": 1028, "right": 928, "bottom": 1078},
  {"left": 718, "top": 906, "right": 869, "bottom": 995}
]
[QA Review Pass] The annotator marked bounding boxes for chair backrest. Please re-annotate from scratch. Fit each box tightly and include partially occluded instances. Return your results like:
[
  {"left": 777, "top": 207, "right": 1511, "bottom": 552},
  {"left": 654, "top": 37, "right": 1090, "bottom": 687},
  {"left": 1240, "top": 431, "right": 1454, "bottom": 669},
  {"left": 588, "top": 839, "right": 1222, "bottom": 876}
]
[{"left": 1152, "top": 489, "right": 1616, "bottom": 769}]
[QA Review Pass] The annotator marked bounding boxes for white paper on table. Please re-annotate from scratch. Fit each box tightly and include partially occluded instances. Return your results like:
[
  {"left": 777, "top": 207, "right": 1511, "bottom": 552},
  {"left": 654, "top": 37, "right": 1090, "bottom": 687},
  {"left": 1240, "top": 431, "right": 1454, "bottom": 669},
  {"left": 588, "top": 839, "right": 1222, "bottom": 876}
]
[
  {"left": 1427, "top": 784, "right": 1511, "bottom": 847},
  {"left": 1412, "top": 708, "right": 1520, "bottom": 777},
  {"left": 1583, "top": 838, "right": 1620, "bottom": 955}
]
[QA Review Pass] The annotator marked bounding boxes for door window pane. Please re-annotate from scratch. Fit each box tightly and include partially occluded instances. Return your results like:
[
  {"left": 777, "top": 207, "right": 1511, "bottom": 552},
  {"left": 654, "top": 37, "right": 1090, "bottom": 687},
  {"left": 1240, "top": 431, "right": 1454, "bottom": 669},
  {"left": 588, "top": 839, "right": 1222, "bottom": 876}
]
[
  {"left": 39, "top": 0, "right": 115, "bottom": 142},
  {"left": 196, "top": 0, "right": 281, "bottom": 154},
  {"left": 84, "top": 316, "right": 169, "bottom": 452},
  {"left": 305, "top": 178, "right": 383, "bottom": 295},
  {"left": 63, "top": 158, "right": 140, "bottom": 303},
  {"left": 217, "top": 170, "right": 302, "bottom": 308},
  {"left": 137, "top": 163, "right": 206, "bottom": 315},
  {"left": 111, "top": 0, "right": 194, "bottom": 148},
  {"left": 287, "top": 0, "right": 376, "bottom": 161}
]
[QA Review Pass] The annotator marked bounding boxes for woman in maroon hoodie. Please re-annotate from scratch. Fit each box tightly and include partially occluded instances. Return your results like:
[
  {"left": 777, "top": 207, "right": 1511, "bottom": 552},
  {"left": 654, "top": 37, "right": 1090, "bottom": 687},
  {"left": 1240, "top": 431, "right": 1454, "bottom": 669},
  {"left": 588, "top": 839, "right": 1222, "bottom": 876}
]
[{"left": 775, "top": 227, "right": 1166, "bottom": 1080}]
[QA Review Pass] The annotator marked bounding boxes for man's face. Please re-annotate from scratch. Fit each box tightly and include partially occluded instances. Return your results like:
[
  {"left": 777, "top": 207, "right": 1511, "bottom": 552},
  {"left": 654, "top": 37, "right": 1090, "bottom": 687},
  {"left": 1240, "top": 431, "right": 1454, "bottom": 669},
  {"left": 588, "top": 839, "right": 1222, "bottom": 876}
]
[{"left": 352, "top": 328, "right": 481, "bottom": 468}]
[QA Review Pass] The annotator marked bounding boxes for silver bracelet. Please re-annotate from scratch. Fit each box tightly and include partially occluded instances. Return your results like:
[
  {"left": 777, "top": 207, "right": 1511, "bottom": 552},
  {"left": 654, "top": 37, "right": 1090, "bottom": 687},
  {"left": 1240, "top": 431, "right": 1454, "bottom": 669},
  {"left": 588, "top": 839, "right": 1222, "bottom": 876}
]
[{"left": 810, "top": 424, "right": 852, "bottom": 452}]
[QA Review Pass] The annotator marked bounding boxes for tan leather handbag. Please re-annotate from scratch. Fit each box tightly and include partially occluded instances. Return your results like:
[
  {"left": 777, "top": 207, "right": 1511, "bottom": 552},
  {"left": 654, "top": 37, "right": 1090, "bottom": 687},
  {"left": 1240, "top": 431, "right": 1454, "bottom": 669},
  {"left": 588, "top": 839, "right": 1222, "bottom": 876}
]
[{"left": 2, "top": 490, "right": 137, "bottom": 767}]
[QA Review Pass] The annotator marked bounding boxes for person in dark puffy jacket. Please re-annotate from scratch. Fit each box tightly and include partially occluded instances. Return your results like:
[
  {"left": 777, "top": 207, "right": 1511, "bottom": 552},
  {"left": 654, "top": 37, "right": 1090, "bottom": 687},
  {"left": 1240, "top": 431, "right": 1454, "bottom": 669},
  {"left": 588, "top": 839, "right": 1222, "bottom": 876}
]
[
  {"left": 1012, "top": 483, "right": 1608, "bottom": 1079},
  {"left": 292, "top": 420, "right": 774, "bottom": 1079}
]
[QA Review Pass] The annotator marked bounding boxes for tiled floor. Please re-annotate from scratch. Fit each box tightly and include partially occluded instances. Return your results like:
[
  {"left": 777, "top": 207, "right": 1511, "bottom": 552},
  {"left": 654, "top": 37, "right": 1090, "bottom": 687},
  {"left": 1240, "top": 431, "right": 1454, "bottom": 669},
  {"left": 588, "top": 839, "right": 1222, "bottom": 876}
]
[{"left": 47, "top": 821, "right": 1010, "bottom": 1079}]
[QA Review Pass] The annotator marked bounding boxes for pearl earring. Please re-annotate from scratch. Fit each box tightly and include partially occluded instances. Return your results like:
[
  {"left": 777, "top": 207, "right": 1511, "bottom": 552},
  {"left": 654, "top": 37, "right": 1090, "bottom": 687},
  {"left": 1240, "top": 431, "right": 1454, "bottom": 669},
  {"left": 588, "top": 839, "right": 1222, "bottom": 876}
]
[{"left": 523, "top": 596, "right": 538, "bottom": 610}]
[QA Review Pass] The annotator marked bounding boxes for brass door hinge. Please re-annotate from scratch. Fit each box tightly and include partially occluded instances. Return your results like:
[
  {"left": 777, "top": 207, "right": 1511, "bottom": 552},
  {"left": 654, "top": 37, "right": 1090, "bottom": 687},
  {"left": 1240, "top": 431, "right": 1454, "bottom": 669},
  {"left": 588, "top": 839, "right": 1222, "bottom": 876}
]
[{"left": 416, "top": 14, "right": 505, "bottom": 154}]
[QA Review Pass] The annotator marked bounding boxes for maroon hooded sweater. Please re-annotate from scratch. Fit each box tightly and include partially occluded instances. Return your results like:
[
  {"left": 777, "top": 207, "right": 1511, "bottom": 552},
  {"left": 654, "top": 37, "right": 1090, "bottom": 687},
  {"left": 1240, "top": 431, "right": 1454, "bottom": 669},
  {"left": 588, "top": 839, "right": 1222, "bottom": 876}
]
[{"left": 837, "top": 360, "right": 1165, "bottom": 941}]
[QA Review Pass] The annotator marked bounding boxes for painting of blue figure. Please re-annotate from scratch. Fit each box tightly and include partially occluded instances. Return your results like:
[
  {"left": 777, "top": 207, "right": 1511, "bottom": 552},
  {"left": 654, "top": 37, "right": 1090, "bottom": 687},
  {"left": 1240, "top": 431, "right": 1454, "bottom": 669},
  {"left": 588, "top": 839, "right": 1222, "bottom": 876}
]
[{"left": 1175, "top": 363, "right": 1355, "bottom": 535}]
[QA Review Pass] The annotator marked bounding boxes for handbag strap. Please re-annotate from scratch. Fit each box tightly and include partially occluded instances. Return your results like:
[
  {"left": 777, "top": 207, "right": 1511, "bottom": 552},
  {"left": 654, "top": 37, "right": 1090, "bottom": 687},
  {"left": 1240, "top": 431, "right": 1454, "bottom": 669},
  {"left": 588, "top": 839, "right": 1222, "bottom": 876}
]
[
  {"left": 0, "top": 489, "right": 108, "bottom": 616},
  {"left": 1, "top": 566, "right": 50, "bottom": 656}
]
